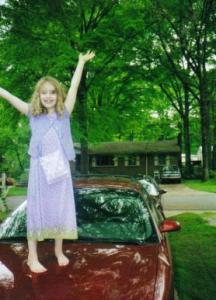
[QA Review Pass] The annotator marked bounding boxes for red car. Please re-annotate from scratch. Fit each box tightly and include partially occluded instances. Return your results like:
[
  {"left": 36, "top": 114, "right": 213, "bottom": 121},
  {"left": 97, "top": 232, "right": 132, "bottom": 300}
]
[{"left": 0, "top": 176, "right": 180, "bottom": 300}]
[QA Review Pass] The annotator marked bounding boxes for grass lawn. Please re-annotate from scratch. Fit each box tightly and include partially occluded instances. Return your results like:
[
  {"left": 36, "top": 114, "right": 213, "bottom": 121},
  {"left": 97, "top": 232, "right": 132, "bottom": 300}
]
[
  {"left": 7, "top": 186, "right": 27, "bottom": 196},
  {"left": 183, "top": 179, "right": 216, "bottom": 193},
  {"left": 169, "top": 213, "right": 216, "bottom": 300},
  {"left": 0, "top": 210, "right": 11, "bottom": 222}
]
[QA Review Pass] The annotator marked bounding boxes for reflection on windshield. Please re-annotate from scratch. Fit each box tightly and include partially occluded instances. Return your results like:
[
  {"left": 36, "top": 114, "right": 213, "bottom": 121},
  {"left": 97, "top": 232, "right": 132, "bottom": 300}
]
[
  {"left": 75, "top": 188, "right": 154, "bottom": 243},
  {"left": 0, "top": 188, "right": 155, "bottom": 244},
  {"left": 0, "top": 201, "right": 27, "bottom": 238}
]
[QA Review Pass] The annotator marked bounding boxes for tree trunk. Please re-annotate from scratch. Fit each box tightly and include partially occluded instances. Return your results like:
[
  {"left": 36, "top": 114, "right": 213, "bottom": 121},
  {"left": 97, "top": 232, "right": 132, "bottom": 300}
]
[
  {"left": 199, "top": 83, "right": 210, "bottom": 181},
  {"left": 78, "top": 70, "right": 89, "bottom": 175},
  {"left": 177, "top": 122, "right": 182, "bottom": 170},
  {"left": 212, "top": 133, "right": 216, "bottom": 170},
  {"left": 183, "top": 115, "right": 192, "bottom": 175},
  {"left": 183, "top": 85, "right": 192, "bottom": 176},
  {"left": 15, "top": 148, "right": 24, "bottom": 172},
  {"left": 212, "top": 96, "right": 216, "bottom": 169}
]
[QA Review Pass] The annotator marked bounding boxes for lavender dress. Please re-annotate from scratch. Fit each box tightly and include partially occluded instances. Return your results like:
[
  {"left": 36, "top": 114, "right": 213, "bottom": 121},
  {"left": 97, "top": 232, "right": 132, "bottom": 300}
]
[{"left": 27, "top": 112, "right": 78, "bottom": 241}]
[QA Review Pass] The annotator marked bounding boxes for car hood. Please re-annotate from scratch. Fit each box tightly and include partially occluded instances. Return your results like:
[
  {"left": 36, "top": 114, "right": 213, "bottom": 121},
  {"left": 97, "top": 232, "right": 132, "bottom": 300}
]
[{"left": 0, "top": 241, "right": 159, "bottom": 300}]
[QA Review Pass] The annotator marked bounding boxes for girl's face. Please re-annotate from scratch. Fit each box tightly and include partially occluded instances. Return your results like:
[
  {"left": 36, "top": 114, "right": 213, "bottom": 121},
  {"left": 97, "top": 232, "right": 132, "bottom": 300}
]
[{"left": 39, "top": 81, "right": 58, "bottom": 110}]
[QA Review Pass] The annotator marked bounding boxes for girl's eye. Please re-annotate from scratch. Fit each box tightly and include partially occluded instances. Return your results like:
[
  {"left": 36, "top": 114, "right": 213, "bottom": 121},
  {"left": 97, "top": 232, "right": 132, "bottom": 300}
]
[{"left": 40, "top": 91, "right": 56, "bottom": 95}]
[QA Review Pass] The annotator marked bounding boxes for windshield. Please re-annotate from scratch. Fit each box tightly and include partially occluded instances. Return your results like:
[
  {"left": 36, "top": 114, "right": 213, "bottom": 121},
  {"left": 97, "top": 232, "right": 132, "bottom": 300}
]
[
  {"left": 0, "top": 188, "right": 156, "bottom": 244},
  {"left": 163, "top": 165, "right": 179, "bottom": 172}
]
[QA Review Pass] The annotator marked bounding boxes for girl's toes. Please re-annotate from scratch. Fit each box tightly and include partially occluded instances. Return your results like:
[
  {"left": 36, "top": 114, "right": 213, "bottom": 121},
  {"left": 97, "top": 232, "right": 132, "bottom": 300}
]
[
  {"left": 27, "top": 261, "right": 47, "bottom": 273},
  {"left": 57, "top": 254, "right": 69, "bottom": 266}
]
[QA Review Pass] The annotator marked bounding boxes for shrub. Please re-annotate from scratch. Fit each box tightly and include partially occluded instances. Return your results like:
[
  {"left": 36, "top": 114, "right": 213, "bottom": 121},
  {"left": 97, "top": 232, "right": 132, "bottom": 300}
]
[{"left": 209, "top": 170, "right": 216, "bottom": 179}]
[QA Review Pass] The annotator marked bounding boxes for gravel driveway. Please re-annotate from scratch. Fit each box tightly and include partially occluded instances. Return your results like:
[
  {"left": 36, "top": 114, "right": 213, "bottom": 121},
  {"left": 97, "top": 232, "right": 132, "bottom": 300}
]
[{"left": 161, "top": 183, "right": 216, "bottom": 212}]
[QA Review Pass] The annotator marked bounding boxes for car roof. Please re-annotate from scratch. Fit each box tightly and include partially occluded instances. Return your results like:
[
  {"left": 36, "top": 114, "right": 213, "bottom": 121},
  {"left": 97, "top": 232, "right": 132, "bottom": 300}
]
[{"left": 73, "top": 175, "right": 142, "bottom": 192}]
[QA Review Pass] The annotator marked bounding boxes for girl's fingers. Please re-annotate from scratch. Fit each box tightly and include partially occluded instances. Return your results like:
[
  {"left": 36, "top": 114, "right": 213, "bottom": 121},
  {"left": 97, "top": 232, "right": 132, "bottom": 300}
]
[
  {"left": 79, "top": 51, "right": 95, "bottom": 62},
  {"left": 89, "top": 52, "right": 95, "bottom": 59}
]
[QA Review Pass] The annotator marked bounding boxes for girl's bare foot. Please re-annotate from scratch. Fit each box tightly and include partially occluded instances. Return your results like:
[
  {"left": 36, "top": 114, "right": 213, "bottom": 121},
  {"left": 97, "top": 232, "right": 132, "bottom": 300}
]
[
  {"left": 27, "top": 260, "right": 47, "bottom": 273},
  {"left": 55, "top": 253, "right": 69, "bottom": 266}
]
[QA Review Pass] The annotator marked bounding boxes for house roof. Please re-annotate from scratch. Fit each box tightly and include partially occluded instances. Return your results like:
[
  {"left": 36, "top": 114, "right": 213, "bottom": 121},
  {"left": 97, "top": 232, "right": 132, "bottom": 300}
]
[{"left": 74, "top": 139, "right": 180, "bottom": 155}]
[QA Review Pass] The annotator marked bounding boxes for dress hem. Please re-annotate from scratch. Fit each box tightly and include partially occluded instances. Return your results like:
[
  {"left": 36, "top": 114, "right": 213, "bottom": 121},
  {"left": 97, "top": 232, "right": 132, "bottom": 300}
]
[{"left": 27, "top": 228, "right": 78, "bottom": 241}]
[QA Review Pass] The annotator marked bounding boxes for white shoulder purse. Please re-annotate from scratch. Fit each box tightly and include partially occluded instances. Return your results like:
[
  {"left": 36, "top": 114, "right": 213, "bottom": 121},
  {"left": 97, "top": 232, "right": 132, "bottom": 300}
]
[{"left": 39, "top": 149, "right": 69, "bottom": 184}]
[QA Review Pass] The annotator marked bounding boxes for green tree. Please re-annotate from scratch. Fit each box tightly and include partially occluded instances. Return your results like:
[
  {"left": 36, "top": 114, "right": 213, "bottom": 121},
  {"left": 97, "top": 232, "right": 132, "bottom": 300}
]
[
  {"left": 1, "top": 0, "right": 214, "bottom": 180},
  {"left": 141, "top": 0, "right": 216, "bottom": 180}
]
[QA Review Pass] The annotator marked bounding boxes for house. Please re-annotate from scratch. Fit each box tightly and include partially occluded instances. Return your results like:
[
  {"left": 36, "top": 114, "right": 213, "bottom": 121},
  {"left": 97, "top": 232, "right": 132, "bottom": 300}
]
[
  {"left": 181, "top": 153, "right": 202, "bottom": 166},
  {"left": 74, "top": 139, "right": 181, "bottom": 177}
]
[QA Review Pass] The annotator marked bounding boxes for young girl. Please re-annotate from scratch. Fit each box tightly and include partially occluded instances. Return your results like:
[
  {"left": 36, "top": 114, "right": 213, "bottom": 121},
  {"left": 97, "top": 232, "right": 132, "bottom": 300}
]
[{"left": 0, "top": 50, "right": 95, "bottom": 273}]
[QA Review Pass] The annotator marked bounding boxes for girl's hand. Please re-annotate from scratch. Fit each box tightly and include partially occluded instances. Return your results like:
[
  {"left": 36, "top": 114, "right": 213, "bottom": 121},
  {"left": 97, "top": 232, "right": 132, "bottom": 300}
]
[{"left": 79, "top": 50, "right": 95, "bottom": 63}]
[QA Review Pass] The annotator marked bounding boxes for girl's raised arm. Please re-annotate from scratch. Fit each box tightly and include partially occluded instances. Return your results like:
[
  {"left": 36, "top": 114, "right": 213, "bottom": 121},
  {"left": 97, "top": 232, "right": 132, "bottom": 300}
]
[
  {"left": 64, "top": 50, "right": 95, "bottom": 115},
  {"left": 0, "top": 87, "right": 29, "bottom": 115}
]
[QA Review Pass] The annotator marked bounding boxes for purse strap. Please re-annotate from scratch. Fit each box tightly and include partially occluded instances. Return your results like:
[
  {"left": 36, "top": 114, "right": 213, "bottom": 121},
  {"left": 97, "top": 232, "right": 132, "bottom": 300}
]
[{"left": 39, "top": 115, "right": 59, "bottom": 157}]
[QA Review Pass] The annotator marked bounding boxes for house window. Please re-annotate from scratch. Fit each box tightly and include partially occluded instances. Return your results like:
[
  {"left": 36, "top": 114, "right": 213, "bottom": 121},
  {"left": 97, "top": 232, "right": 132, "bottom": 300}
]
[
  {"left": 159, "top": 156, "right": 165, "bottom": 166},
  {"left": 170, "top": 155, "right": 177, "bottom": 165},
  {"left": 95, "top": 155, "right": 117, "bottom": 167},
  {"left": 165, "top": 155, "right": 170, "bottom": 166},
  {"left": 92, "top": 156, "right": 96, "bottom": 167},
  {"left": 158, "top": 156, "right": 166, "bottom": 170},
  {"left": 125, "top": 155, "right": 140, "bottom": 166}
]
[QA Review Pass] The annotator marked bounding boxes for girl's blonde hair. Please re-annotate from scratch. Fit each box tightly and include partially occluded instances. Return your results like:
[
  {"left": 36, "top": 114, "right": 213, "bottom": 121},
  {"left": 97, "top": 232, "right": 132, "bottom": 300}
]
[{"left": 30, "top": 76, "right": 66, "bottom": 116}]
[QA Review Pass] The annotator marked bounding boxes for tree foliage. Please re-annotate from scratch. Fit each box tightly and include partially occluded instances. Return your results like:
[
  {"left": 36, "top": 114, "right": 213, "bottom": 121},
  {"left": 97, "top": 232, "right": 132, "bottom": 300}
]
[{"left": 0, "top": 0, "right": 215, "bottom": 179}]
